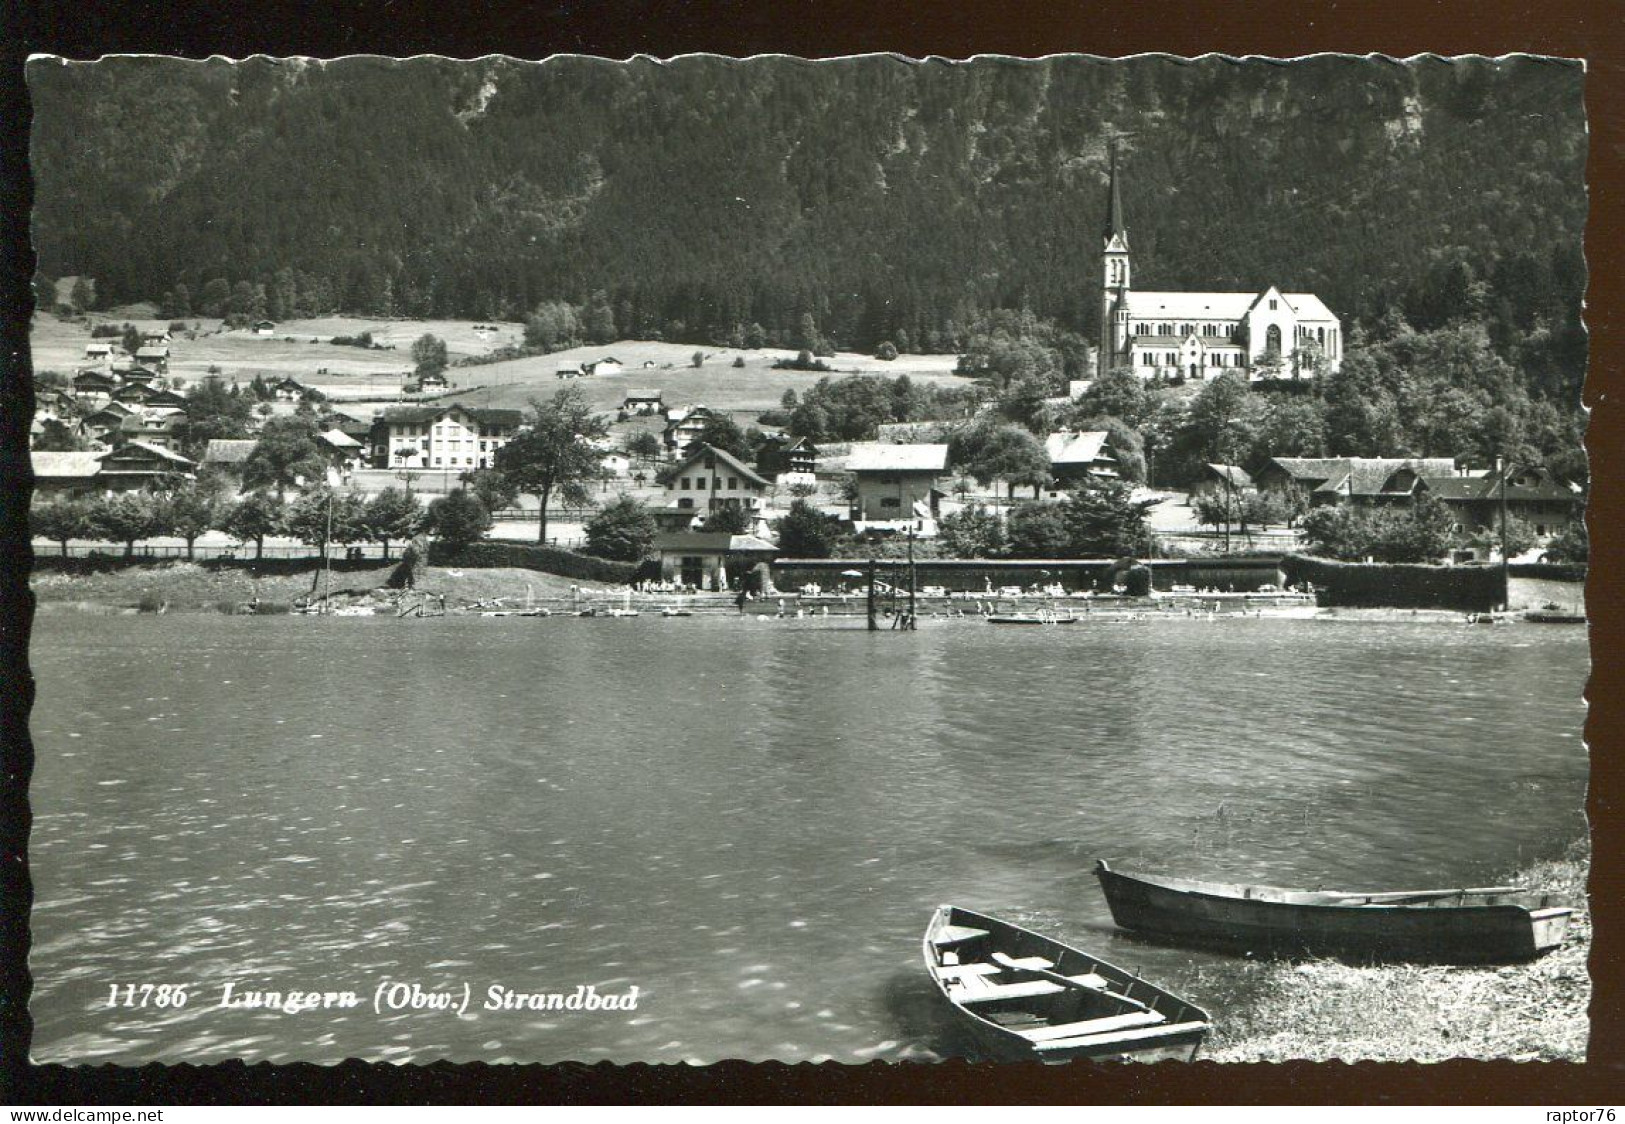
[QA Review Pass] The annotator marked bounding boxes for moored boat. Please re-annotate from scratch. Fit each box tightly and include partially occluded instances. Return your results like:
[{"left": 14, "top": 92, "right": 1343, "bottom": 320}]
[
  {"left": 1094, "top": 860, "right": 1573, "bottom": 963},
  {"left": 1524, "top": 610, "right": 1585, "bottom": 624},
  {"left": 923, "top": 905, "right": 1210, "bottom": 1063}
]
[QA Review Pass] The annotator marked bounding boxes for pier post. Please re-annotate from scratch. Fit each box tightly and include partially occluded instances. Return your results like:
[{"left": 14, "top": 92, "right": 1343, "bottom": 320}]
[{"left": 867, "top": 559, "right": 878, "bottom": 631}]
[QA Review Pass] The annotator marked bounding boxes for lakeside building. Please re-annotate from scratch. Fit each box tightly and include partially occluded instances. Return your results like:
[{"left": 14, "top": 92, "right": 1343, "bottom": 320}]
[
  {"left": 1044, "top": 430, "right": 1118, "bottom": 489},
  {"left": 1192, "top": 463, "right": 1255, "bottom": 499},
  {"left": 1256, "top": 456, "right": 1462, "bottom": 505},
  {"left": 651, "top": 531, "right": 778, "bottom": 591},
  {"left": 372, "top": 404, "right": 523, "bottom": 471},
  {"left": 846, "top": 442, "right": 948, "bottom": 530},
  {"left": 1420, "top": 464, "right": 1584, "bottom": 540},
  {"left": 1097, "top": 146, "right": 1343, "bottom": 382}
]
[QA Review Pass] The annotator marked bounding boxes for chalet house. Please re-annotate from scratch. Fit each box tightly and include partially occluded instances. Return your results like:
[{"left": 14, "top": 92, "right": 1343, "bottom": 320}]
[
  {"left": 1255, "top": 457, "right": 1461, "bottom": 506},
  {"left": 35, "top": 387, "right": 76, "bottom": 421},
  {"left": 79, "top": 402, "right": 139, "bottom": 445},
  {"left": 662, "top": 405, "right": 720, "bottom": 458},
  {"left": 140, "top": 329, "right": 172, "bottom": 345},
  {"left": 203, "top": 439, "right": 258, "bottom": 475},
  {"left": 620, "top": 388, "right": 664, "bottom": 417},
  {"left": 253, "top": 320, "right": 276, "bottom": 336},
  {"left": 30, "top": 451, "right": 106, "bottom": 502},
  {"left": 664, "top": 443, "right": 770, "bottom": 524},
  {"left": 755, "top": 435, "right": 818, "bottom": 483},
  {"left": 84, "top": 342, "right": 113, "bottom": 362},
  {"left": 95, "top": 441, "right": 197, "bottom": 491},
  {"left": 373, "top": 404, "right": 523, "bottom": 471},
  {"left": 845, "top": 442, "right": 949, "bottom": 525},
  {"left": 1192, "top": 463, "right": 1255, "bottom": 499},
  {"left": 594, "top": 357, "right": 625, "bottom": 376},
  {"left": 416, "top": 371, "right": 449, "bottom": 391},
  {"left": 1420, "top": 464, "right": 1584, "bottom": 540},
  {"left": 117, "top": 409, "right": 188, "bottom": 450},
  {"left": 121, "top": 365, "right": 160, "bottom": 385},
  {"left": 111, "top": 382, "right": 158, "bottom": 407},
  {"left": 1045, "top": 431, "right": 1117, "bottom": 485},
  {"left": 72, "top": 370, "right": 119, "bottom": 405},
  {"left": 271, "top": 377, "right": 309, "bottom": 402},
  {"left": 34, "top": 442, "right": 198, "bottom": 499},
  {"left": 134, "top": 345, "right": 170, "bottom": 371},
  {"left": 318, "top": 429, "right": 367, "bottom": 473},
  {"left": 556, "top": 364, "right": 589, "bottom": 379},
  {"left": 650, "top": 531, "right": 779, "bottom": 591}
]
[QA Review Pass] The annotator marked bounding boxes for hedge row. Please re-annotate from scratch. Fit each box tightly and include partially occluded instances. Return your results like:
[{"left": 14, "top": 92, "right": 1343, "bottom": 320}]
[
  {"left": 1509, "top": 562, "right": 1587, "bottom": 582},
  {"left": 427, "top": 540, "right": 638, "bottom": 584},
  {"left": 1282, "top": 554, "right": 1504, "bottom": 611}
]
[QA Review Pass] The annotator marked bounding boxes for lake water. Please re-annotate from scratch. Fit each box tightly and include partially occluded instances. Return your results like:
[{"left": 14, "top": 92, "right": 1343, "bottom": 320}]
[{"left": 26, "top": 613, "right": 1589, "bottom": 1064}]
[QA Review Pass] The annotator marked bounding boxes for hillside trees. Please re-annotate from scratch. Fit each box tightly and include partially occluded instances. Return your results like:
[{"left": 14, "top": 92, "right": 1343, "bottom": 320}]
[
  {"left": 583, "top": 497, "right": 656, "bottom": 561},
  {"left": 365, "top": 487, "right": 425, "bottom": 560},
  {"left": 948, "top": 422, "right": 1052, "bottom": 498},
  {"left": 242, "top": 416, "right": 329, "bottom": 500},
  {"left": 31, "top": 499, "right": 89, "bottom": 556}
]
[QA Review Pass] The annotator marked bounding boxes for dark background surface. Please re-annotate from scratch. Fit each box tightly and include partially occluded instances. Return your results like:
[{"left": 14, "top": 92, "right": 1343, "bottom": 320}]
[{"left": 1, "top": 0, "right": 1621, "bottom": 1104}]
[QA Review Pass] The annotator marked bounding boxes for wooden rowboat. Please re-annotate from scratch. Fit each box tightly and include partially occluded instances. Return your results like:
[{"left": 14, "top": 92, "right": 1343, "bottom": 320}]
[
  {"left": 923, "top": 905, "right": 1210, "bottom": 1063},
  {"left": 1094, "top": 860, "right": 1573, "bottom": 963}
]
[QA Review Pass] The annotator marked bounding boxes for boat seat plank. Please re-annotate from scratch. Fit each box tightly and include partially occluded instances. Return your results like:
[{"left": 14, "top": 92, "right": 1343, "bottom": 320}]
[
  {"left": 958, "top": 974, "right": 1111, "bottom": 1005},
  {"left": 1031, "top": 1020, "right": 1209, "bottom": 1052},
  {"left": 936, "top": 962, "right": 1001, "bottom": 982},
  {"left": 1019, "top": 1010, "right": 1167, "bottom": 1042},
  {"left": 991, "top": 954, "right": 1054, "bottom": 971},
  {"left": 932, "top": 924, "right": 990, "bottom": 947}
]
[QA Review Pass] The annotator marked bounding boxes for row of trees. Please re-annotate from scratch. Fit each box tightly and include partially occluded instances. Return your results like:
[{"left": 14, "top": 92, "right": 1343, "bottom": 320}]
[{"left": 32, "top": 484, "right": 431, "bottom": 563}]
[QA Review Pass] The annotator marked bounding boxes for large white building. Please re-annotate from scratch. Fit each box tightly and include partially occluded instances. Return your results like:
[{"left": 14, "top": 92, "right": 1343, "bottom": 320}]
[{"left": 1097, "top": 147, "right": 1343, "bottom": 382}]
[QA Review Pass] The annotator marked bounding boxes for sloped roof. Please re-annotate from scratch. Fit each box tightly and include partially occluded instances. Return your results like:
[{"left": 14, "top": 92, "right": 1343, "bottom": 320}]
[
  {"left": 1315, "top": 458, "right": 1458, "bottom": 497},
  {"left": 1129, "top": 334, "right": 1246, "bottom": 349},
  {"left": 1204, "top": 463, "right": 1254, "bottom": 488},
  {"left": 378, "top": 404, "right": 524, "bottom": 427},
  {"left": 31, "top": 450, "right": 104, "bottom": 479},
  {"left": 1046, "top": 431, "right": 1113, "bottom": 466},
  {"left": 1124, "top": 290, "right": 1338, "bottom": 322},
  {"left": 845, "top": 442, "right": 949, "bottom": 473},
  {"left": 669, "top": 443, "right": 770, "bottom": 487},
  {"left": 623, "top": 388, "right": 662, "bottom": 400},
  {"left": 319, "top": 428, "right": 363, "bottom": 449},
  {"left": 204, "top": 439, "right": 258, "bottom": 464},
  {"left": 651, "top": 531, "right": 779, "bottom": 553},
  {"left": 1266, "top": 457, "right": 1355, "bottom": 484},
  {"left": 135, "top": 345, "right": 169, "bottom": 358},
  {"left": 110, "top": 440, "right": 195, "bottom": 465}
]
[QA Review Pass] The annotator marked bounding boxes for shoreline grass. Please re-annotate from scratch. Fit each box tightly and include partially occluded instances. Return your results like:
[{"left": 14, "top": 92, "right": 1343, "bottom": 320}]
[{"left": 1201, "top": 839, "right": 1591, "bottom": 1062}]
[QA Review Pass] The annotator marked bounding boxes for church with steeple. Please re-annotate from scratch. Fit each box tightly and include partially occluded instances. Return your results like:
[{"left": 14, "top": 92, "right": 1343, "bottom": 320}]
[{"left": 1097, "top": 145, "right": 1343, "bottom": 382}]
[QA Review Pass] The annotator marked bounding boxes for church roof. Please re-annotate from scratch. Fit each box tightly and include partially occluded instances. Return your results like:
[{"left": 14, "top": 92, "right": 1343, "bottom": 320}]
[
  {"left": 1125, "top": 290, "right": 1339, "bottom": 322},
  {"left": 1104, "top": 142, "right": 1128, "bottom": 247},
  {"left": 1129, "top": 334, "right": 1246, "bottom": 349}
]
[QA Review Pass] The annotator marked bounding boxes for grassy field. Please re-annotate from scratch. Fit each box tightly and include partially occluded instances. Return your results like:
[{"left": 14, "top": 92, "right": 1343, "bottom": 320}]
[
  {"left": 1203, "top": 841, "right": 1591, "bottom": 1062},
  {"left": 29, "top": 560, "right": 619, "bottom": 612},
  {"left": 32, "top": 311, "right": 968, "bottom": 419}
]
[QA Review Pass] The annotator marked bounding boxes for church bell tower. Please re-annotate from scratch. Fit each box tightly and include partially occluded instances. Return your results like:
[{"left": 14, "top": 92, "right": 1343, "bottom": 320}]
[{"left": 1099, "top": 139, "right": 1131, "bottom": 379}]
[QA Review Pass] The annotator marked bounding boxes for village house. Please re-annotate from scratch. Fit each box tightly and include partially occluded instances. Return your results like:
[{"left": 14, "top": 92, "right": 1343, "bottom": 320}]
[
  {"left": 253, "top": 320, "right": 277, "bottom": 336},
  {"left": 117, "top": 409, "right": 188, "bottom": 450},
  {"left": 845, "top": 442, "right": 949, "bottom": 527},
  {"left": 271, "top": 377, "right": 309, "bottom": 402},
  {"left": 650, "top": 531, "right": 779, "bottom": 592},
  {"left": 663, "top": 443, "right": 770, "bottom": 525},
  {"left": 755, "top": 435, "right": 819, "bottom": 484},
  {"left": 121, "top": 365, "right": 160, "bottom": 385},
  {"left": 1255, "top": 457, "right": 1463, "bottom": 505},
  {"left": 416, "top": 371, "right": 449, "bottom": 391},
  {"left": 1045, "top": 431, "right": 1117, "bottom": 487},
  {"left": 83, "top": 341, "right": 113, "bottom": 363},
  {"left": 1191, "top": 463, "right": 1255, "bottom": 499},
  {"left": 620, "top": 388, "right": 664, "bottom": 417},
  {"left": 30, "top": 450, "right": 106, "bottom": 502},
  {"left": 202, "top": 438, "right": 258, "bottom": 478},
  {"left": 35, "top": 387, "right": 76, "bottom": 422},
  {"left": 71, "top": 369, "right": 119, "bottom": 406},
  {"left": 593, "top": 357, "right": 624, "bottom": 376},
  {"left": 556, "top": 363, "right": 589, "bottom": 379},
  {"left": 1420, "top": 464, "right": 1584, "bottom": 540},
  {"left": 373, "top": 404, "right": 523, "bottom": 471},
  {"left": 662, "top": 404, "right": 722, "bottom": 458},
  {"left": 140, "top": 328, "right": 172, "bottom": 346},
  {"left": 78, "top": 401, "right": 139, "bottom": 446},
  {"left": 1097, "top": 148, "right": 1342, "bottom": 381},
  {"left": 134, "top": 344, "right": 170, "bottom": 372},
  {"left": 318, "top": 428, "right": 367, "bottom": 475}
]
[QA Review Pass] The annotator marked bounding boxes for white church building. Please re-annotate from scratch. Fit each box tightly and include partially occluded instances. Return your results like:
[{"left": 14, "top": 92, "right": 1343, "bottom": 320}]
[{"left": 1097, "top": 148, "right": 1343, "bottom": 382}]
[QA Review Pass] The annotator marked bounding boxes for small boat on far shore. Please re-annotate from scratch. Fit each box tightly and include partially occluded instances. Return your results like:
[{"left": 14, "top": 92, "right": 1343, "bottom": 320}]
[
  {"left": 923, "top": 905, "right": 1210, "bottom": 1063},
  {"left": 1094, "top": 860, "right": 1573, "bottom": 963},
  {"left": 1524, "top": 610, "right": 1585, "bottom": 624}
]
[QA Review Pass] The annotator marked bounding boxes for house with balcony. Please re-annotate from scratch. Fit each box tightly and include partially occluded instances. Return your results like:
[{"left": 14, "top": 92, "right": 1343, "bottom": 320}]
[
  {"left": 661, "top": 443, "right": 770, "bottom": 531},
  {"left": 845, "top": 442, "right": 948, "bottom": 530},
  {"left": 372, "top": 404, "right": 524, "bottom": 471}
]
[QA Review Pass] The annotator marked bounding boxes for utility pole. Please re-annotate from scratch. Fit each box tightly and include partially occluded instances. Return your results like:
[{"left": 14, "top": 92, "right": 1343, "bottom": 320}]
[
  {"left": 1498, "top": 454, "right": 1510, "bottom": 612},
  {"left": 906, "top": 524, "right": 918, "bottom": 631},
  {"left": 866, "top": 558, "right": 878, "bottom": 631}
]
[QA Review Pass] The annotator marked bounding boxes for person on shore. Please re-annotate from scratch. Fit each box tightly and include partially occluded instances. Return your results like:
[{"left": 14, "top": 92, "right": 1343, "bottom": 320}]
[{"left": 735, "top": 586, "right": 749, "bottom": 614}]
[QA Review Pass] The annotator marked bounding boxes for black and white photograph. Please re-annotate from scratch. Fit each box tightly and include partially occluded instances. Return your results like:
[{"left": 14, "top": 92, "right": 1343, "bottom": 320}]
[{"left": 14, "top": 50, "right": 1596, "bottom": 1078}]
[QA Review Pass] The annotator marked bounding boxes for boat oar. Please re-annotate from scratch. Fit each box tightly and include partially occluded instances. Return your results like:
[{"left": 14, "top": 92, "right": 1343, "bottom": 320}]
[{"left": 990, "top": 953, "right": 1149, "bottom": 1011}]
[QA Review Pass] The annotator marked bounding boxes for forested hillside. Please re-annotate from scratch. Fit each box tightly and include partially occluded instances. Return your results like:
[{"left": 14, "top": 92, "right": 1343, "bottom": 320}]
[{"left": 30, "top": 54, "right": 1585, "bottom": 396}]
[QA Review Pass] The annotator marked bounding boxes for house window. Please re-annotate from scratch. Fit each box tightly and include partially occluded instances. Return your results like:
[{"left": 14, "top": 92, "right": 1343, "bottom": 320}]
[
  {"left": 1269, "top": 299, "right": 1278, "bottom": 311},
  {"left": 678, "top": 498, "right": 693, "bottom": 509},
  {"left": 880, "top": 497, "right": 901, "bottom": 509},
  {"left": 696, "top": 478, "right": 707, "bottom": 490},
  {"left": 727, "top": 476, "right": 738, "bottom": 489},
  {"left": 681, "top": 478, "right": 690, "bottom": 490}
]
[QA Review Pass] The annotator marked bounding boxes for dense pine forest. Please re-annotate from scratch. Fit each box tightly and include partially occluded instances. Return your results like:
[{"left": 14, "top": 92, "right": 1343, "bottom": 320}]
[{"left": 30, "top": 54, "right": 1586, "bottom": 403}]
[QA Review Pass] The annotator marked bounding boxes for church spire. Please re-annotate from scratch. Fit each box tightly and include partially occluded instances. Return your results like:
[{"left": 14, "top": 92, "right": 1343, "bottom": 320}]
[{"left": 1104, "top": 137, "right": 1128, "bottom": 248}]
